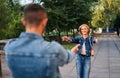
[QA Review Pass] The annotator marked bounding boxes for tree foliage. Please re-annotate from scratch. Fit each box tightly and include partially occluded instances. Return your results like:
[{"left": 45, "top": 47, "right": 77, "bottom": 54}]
[
  {"left": 1, "top": 0, "right": 120, "bottom": 39},
  {"left": 43, "top": 0, "right": 96, "bottom": 35},
  {"left": 91, "top": 0, "right": 120, "bottom": 28},
  {"left": 0, "top": 0, "right": 24, "bottom": 39}
]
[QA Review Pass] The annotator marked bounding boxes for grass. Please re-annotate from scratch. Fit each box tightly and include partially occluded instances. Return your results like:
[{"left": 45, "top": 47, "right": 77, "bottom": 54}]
[{"left": 62, "top": 43, "right": 76, "bottom": 49}]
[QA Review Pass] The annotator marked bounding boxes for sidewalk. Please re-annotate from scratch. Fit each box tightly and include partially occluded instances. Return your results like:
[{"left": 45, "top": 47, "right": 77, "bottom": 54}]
[{"left": 1, "top": 37, "right": 120, "bottom": 78}]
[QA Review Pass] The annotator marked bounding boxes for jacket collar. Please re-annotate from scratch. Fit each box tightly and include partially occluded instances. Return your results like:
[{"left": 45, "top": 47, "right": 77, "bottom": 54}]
[
  {"left": 81, "top": 36, "right": 90, "bottom": 40},
  {"left": 19, "top": 32, "right": 44, "bottom": 40}
]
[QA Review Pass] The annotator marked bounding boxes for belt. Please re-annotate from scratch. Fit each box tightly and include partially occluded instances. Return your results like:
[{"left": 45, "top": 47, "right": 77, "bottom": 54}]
[
  {"left": 78, "top": 54, "right": 90, "bottom": 57},
  {"left": 79, "top": 54, "right": 86, "bottom": 56}
]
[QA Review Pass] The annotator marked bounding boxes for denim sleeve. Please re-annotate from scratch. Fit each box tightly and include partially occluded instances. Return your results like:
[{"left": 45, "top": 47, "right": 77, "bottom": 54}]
[
  {"left": 51, "top": 41, "right": 76, "bottom": 66},
  {"left": 71, "top": 38, "right": 80, "bottom": 43}
]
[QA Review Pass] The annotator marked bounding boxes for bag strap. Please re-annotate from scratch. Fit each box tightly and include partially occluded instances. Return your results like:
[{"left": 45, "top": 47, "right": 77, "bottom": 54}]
[{"left": 89, "top": 36, "right": 93, "bottom": 48}]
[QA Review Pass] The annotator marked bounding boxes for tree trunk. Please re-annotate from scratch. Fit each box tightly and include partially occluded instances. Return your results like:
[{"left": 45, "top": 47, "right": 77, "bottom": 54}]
[
  {"left": 33, "top": 0, "right": 35, "bottom": 2},
  {"left": 0, "top": 54, "right": 2, "bottom": 77},
  {"left": 106, "top": 26, "right": 109, "bottom": 33},
  {"left": 66, "top": 31, "right": 69, "bottom": 36},
  {"left": 58, "top": 30, "right": 62, "bottom": 44},
  {"left": 9, "top": 0, "right": 14, "bottom": 6},
  {"left": 72, "top": 29, "right": 75, "bottom": 37},
  {"left": 116, "top": 27, "right": 119, "bottom": 36}
]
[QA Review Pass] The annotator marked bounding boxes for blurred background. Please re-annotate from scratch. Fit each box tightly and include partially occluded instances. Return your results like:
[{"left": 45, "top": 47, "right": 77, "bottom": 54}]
[
  {"left": 0, "top": 0, "right": 120, "bottom": 78},
  {"left": 0, "top": 0, "right": 120, "bottom": 41}
]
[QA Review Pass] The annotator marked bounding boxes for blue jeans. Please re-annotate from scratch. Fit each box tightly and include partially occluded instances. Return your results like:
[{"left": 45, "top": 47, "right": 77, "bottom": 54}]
[{"left": 76, "top": 55, "right": 91, "bottom": 78}]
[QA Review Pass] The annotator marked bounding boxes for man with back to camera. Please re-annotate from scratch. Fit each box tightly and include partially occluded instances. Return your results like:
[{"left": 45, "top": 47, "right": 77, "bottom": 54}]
[{"left": 4, "top": 3, "right": 79, "bottom": 78}]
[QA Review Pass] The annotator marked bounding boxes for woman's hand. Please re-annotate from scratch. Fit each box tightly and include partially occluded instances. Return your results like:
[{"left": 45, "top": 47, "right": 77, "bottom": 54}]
[
  {"left": 94, "top": 37, "right": 98, "bottom": 43},
  {"left": 62, "top": 36, "right": 71, "bottom": 41}
]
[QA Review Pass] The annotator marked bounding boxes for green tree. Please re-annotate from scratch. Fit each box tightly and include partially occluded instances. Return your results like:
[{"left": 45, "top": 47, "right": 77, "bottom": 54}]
[
  {"left": 42, "top": 0, "right": 97, "bottom": 42},
  {"left": 0, "top": 0, "right": 98, "bottom": 40},
  {"left": 91, "top": 0, "right": 120, "bottom": 31},
  {"left": 43, "top": 0, "right": 97, "bottom": 35},
  {"left": 0, "top": 0, "right": 9, "bottom": 28},
  {"left": 0, "top": 0, "right": 24, "bottom": 39},
  {"left": 0, "top": 0, "right": 10, "bottom": 39}
]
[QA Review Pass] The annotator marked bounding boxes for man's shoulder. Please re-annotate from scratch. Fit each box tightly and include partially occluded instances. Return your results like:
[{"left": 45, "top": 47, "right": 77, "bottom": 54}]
[
  {"left": 48, "top": 41, "right": 65, "bottom": 51},
  {"left": 49, "top": 41, "right": 62, "bottom": 48},
  {"left": 5, "top": 38, "right": 18, "bottom": 46},
  {"left": 4, "top": 38, "right": 18, "bottom": 52}
]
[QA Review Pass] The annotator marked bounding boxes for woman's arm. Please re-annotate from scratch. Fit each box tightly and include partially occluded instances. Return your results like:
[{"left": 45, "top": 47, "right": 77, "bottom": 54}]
[
  {"left": 62, "top": 36, "right": 80, "bottom": 43},
  {"left": 62, "top": 36, "right": 71, "bottom": 41}
]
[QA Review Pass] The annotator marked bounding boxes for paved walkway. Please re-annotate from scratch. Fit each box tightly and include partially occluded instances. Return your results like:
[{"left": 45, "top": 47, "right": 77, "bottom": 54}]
[{"left": 1, "top": 36, "right": 120, "bottom": 78}]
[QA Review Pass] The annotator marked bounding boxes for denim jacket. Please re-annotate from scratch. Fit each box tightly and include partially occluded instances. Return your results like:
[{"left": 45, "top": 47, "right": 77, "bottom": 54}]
[
  {"left": 4, "top": 32, "right": 75, "bottom": 78},
  {"left": 71, "top": 36, "right": 95, "bottom": 56}
]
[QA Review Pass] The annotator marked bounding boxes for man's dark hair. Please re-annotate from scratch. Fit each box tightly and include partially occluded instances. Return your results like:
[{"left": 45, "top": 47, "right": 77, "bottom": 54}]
[{"left": 24, "top": 3, "right": 47, "bottom": 25}]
